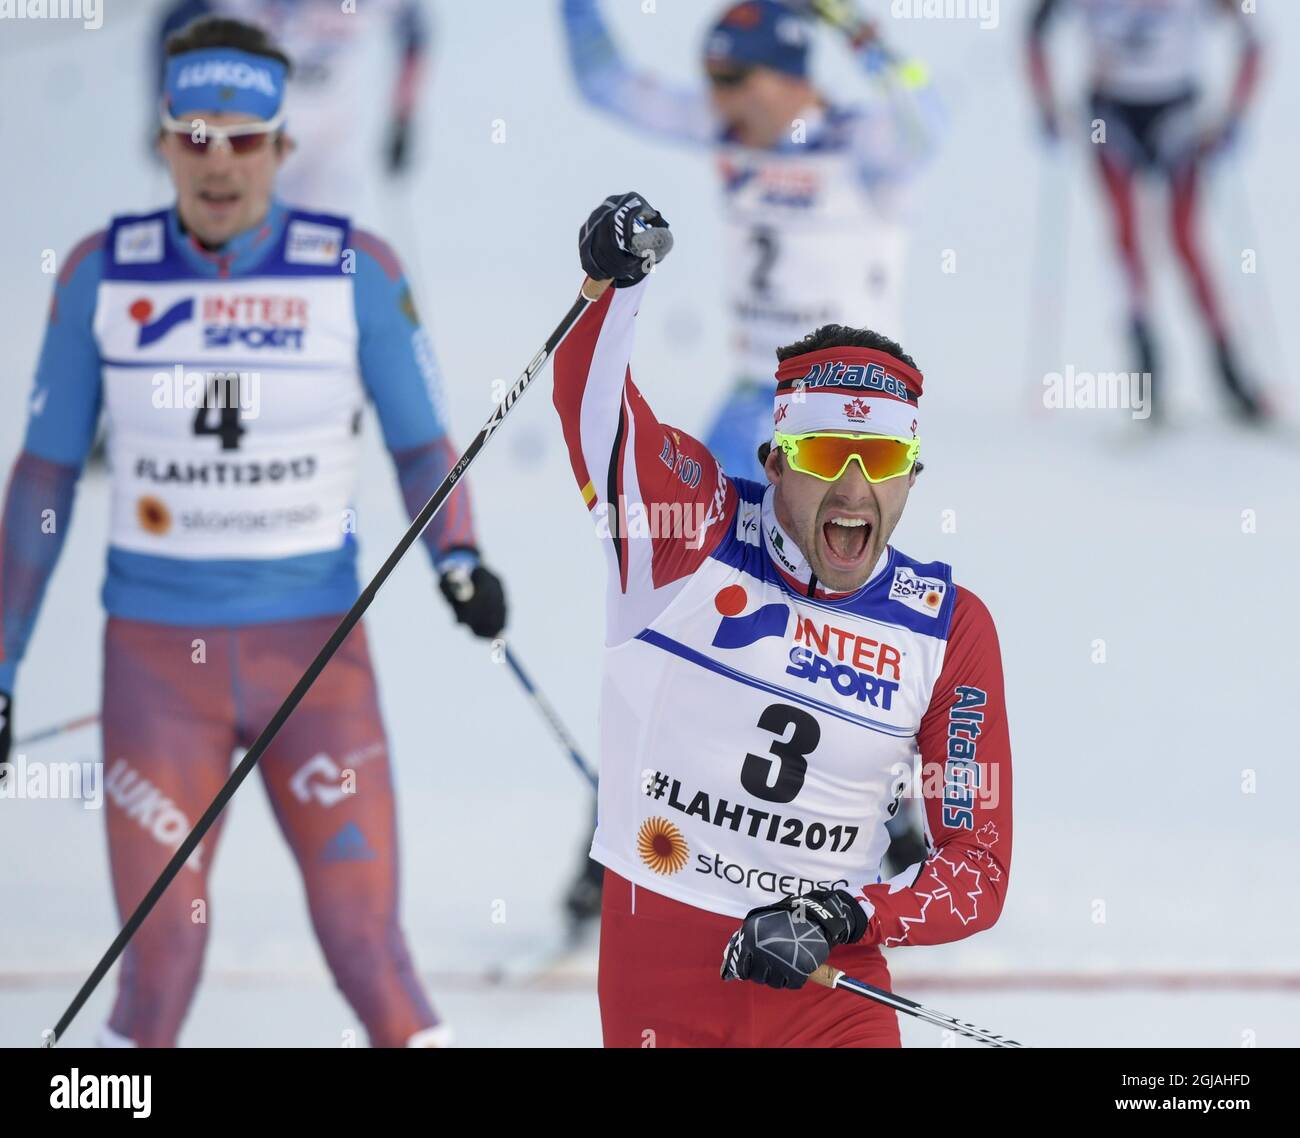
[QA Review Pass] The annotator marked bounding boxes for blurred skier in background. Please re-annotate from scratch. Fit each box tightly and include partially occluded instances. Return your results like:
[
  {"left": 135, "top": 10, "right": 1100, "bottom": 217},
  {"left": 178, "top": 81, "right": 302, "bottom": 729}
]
[
  {"left": 562, "top": 0, "right": 941, "bottom": 478},
  {"left": 155, "top": 0, "right": 430, "bottom": 215},
  {"left": 1027, "top": 0, "right": 1266, "bottom": 422},
  {"left": 1, "top": 15, "right": 505, "bottom": 1046},
  {"left": 85, "top": 0, "right": 431, "bottom": 473},
  {"left": 556, "top": 0, "right": 941, "bottom": 934}
]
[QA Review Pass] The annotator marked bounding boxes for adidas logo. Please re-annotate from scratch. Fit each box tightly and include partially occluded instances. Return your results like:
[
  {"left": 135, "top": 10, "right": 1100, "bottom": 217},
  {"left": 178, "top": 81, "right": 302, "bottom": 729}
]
[{"left": 321, "top": 822, "right": 377, "bottom": 863}]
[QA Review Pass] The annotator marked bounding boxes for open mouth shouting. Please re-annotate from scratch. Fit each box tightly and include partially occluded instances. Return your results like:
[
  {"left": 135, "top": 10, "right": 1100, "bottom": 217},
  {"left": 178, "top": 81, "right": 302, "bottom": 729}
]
[{"left": 819, "top": 512, "right": 874, "bottom": 577}]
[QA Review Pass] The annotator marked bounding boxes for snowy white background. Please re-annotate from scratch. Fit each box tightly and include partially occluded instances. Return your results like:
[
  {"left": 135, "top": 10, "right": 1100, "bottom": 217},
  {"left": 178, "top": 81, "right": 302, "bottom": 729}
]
[{"left": 0, "top": 0, "right": 1297, "bottom": 1047}]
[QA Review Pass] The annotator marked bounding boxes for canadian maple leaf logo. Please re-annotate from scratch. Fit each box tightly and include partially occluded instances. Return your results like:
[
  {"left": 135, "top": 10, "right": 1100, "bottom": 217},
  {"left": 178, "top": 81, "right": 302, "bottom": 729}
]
[
  {"left": 971, "top": 849, "right": 1003, "bottom": 884},
  {"left": 977, "top": 822, "right": 1000, "bottom": 849},
  {"left": 879, "top": 852, "right": 989, "bottom": 945},
  {"left": 884, "top": 889, "right": 933, "bottom": 947},
  {"left": 927, "top": 855, "right": 983, "bottom": 925},
  {"left": 843, "top": 397, "right": 871, "bottom": 420}
]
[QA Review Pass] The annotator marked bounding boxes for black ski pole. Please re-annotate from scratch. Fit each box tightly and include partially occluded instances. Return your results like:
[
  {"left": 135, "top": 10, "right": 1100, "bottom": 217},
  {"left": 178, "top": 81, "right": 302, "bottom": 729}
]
[
  {"left": 499, "top": 643, "right": 597, "bottom": 789},
  {"left": 810, "top": 963, "right": 1026, "bottom": 1048}
]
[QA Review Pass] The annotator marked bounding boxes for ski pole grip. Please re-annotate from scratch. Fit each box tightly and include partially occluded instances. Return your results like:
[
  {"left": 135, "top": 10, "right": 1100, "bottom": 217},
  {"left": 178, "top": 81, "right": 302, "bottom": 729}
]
[
  {"left": 580, "top": 226, "right": 675, "bottom": 301},
  {"left": 810, "top": 964, "right": 843, "bottom": 990},
  {"left": 630, "top": 224, "right": 674, "bottom": 262}
]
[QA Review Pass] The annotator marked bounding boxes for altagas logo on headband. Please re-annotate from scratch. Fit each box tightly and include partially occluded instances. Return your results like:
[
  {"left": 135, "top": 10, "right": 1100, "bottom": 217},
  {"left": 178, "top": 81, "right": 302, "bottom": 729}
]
[{"left": 797, "top": 360, "right": 913, "bottom": 402}]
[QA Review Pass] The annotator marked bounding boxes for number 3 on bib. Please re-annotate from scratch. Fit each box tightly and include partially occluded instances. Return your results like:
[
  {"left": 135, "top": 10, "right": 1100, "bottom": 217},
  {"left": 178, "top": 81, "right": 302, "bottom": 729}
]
[{"left": 741, "top": 703, "right": 820, "bottom": 804}]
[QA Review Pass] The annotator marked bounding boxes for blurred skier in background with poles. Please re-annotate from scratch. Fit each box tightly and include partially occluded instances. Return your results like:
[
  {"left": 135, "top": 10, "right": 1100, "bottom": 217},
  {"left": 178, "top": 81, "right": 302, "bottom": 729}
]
[{"left": 1027, "top": 0, "right": 1267, "bottom": 423}]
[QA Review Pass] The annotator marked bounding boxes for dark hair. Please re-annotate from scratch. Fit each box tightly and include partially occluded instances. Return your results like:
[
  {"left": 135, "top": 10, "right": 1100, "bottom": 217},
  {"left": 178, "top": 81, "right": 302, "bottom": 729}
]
[
  {"left": 164, "top": 16, "right": 293, "bottom": 74},
  {"left": 774, "top": 323, "right": 919, "bottom": 370},
  {"left": 758, "top": 323, "right": 924, "bottom": 471}
]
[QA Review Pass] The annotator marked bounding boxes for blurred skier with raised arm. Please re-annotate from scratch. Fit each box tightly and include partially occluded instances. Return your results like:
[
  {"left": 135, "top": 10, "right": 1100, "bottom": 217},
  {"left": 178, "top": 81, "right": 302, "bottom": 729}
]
[
  {"left": 561, "top": 0, "right": 941, "bottom": 478},
  {"left": 553, "top": 193, "right": 1011, "bottom": 1047}
]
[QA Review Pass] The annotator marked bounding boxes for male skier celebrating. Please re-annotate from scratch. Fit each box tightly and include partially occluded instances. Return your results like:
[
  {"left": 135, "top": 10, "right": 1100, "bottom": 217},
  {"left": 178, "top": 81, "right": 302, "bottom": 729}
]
[
  {"left": 554, "top": 193, "right": 1012, "bottom": 1047},
  {"left": 0, "top": 16, "right": 505, "bottom": 1047},
  {"left": 559, "top": 0, "right": 940, "bottom": 920},
  {"left": 1027, "top": 0, "right": 1266, "bottom": 421}
]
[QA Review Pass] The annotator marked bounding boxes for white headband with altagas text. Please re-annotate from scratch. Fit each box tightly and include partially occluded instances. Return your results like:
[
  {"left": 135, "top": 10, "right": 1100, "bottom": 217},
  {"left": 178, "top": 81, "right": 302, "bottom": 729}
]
[{"left": 773, "top": 347, "right": 924, "bottom": 440}]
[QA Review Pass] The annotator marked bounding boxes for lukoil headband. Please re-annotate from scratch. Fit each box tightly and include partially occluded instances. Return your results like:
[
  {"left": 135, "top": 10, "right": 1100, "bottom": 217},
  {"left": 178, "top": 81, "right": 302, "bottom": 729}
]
[{"left": 163, "top": 47, "right": 287, "bottom": 121}]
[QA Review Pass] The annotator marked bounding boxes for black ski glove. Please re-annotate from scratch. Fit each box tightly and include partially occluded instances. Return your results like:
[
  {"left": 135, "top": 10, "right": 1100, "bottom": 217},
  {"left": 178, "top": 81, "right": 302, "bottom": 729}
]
[
  {"left": 720, "top": 888, "right": 867, "bottom": 990},
  {"left": 578, "top": 191, "right": 669, "bottom": 288},
  {"left": 438, "top": 553, "right": 507, "bottom": 639}
]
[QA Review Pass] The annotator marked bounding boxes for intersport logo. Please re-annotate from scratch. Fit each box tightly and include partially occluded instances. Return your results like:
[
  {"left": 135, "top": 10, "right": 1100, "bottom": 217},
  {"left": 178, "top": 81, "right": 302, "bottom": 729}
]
[
  {"left": 709, "top": 586, "right": 904, "bottom": 709},
  {"left": 132, "top": 297, "right": 193, "bottom": 347},
  {"left": 129, "top": 294, "right": 309, "bottom": 350}
]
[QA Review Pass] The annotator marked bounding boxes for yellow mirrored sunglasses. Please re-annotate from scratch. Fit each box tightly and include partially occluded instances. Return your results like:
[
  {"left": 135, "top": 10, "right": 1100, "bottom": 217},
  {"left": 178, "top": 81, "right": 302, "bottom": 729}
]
[{"left": 774, "top": 430, "right": 921, "bottom": 484}]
